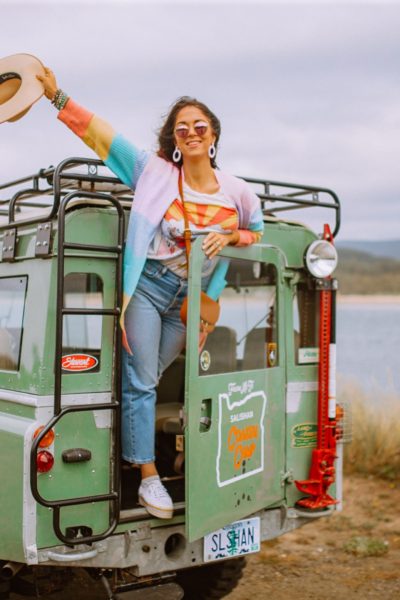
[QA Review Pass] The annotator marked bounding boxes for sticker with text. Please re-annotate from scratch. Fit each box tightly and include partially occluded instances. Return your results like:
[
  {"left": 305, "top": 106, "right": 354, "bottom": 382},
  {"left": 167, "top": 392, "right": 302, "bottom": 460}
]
[
  {"left": 61, "top": 354, "right": 98, "bottom": 372},
  {"left": 291, "top": 423, "right": 317, "bottom": 448},
  {"left": 217, "top": 380, "right": 266, "bottom": 487}
]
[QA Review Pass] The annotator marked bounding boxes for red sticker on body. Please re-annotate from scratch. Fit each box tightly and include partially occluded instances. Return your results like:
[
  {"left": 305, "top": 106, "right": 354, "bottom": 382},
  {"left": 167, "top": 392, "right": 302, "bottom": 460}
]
[{"left": 61, "top": 354, "right": 98, "bottom": 372}]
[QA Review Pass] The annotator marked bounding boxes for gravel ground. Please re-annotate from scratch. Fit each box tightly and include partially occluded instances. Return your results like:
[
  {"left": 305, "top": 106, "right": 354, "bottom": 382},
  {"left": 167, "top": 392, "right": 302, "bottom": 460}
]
[{"left": 228, "top": 475, "right": 400, "bottom": 600}]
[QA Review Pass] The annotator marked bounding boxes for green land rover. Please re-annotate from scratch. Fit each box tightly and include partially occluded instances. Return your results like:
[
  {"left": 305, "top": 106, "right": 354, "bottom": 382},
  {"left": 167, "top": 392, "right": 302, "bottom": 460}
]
[{"left": 0, "top": 157, "right": 343, "bottom": 599}]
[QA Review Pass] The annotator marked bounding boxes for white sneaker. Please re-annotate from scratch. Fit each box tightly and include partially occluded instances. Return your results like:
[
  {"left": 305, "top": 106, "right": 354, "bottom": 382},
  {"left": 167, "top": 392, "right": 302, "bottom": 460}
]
[{"left": 138, "top": 476, "right": 173, "bottom": 519}]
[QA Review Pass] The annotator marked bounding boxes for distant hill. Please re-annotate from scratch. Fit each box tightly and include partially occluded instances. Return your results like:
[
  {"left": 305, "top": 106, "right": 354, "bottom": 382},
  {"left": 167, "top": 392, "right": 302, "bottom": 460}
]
[
  {"left": 336, "top": 248, "right": 400, "bottom": 294},
  {"left": 337, "top": 240, "right": 400, "bottom": 261}
]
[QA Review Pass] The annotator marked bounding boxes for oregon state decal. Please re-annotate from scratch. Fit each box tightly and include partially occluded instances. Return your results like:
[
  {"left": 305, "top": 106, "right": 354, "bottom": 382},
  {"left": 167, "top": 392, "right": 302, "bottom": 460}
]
[
  {"left": 61, "top": 354, "right": 98, "bottom": 372},
  {"left": 217, "top": 380, "right": 266, "bottom": 488}
]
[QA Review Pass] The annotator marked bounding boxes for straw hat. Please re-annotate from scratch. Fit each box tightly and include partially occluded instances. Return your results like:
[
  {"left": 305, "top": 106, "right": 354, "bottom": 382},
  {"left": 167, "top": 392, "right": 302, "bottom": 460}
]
[{"left": 0, "top": 53, "right": 45, "bottom": 124}]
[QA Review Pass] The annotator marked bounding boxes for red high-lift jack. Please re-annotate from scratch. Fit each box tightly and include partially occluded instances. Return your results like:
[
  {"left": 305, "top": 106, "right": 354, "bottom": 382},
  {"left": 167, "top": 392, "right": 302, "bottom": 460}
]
[{"left": 295, "top": 224, "right": 338, "bottom": 509}]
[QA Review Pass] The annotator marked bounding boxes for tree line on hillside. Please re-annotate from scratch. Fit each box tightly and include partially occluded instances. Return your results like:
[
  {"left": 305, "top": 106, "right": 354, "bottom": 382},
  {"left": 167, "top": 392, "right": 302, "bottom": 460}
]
[{"left": 335, "top": 249, "right": 400, "bottom": 294}]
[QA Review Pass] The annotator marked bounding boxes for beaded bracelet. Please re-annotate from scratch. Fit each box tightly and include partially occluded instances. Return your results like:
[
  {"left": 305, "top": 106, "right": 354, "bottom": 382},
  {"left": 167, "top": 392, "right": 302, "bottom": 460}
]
[{"left": 51, "top": 89, "right": 69, "bottom": 111}]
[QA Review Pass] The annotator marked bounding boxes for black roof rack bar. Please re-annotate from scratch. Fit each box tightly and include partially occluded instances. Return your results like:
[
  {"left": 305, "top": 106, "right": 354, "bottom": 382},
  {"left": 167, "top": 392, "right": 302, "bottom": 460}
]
[
  {"left": 58, "top": 171, "right": 125, "bottom": 185},
  {"left": 53, "top": 156, "right": 125, "bottom": 201},
  {"left": 242, "top": 176, "right": 340, "bottom": 237},
  {"left": 1, "top": 157, "right": 341, "bottom": 237},
  {"left": 0, "top": 166, "right": 54, "bottom": 192},
  {"left": 257, "top": 192, "right": 336, "bottom": 209},
  {"left": 0, "top": 157, "right": 131, "bottom": 231},
  {"left": 9, "top": 188, "right": 54, "bottom": 222}
]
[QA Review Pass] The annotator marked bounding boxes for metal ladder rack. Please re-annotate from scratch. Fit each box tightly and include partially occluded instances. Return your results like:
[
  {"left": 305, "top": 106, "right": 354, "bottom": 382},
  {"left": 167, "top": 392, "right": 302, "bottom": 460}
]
[{"left": 30, "top": 180, "right": 125, "bottom": 546}]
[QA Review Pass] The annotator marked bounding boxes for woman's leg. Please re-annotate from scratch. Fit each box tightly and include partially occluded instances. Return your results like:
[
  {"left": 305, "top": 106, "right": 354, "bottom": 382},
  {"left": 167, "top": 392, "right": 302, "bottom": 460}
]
[
  {"left": 122, "top": 264, "right": 188, "bottom": 464},
  {"left": 121, "top": 288, "right": 162, "bottom": 465},
  {"left": 121, "top": 264, "right": 190, "bottom": 518}
]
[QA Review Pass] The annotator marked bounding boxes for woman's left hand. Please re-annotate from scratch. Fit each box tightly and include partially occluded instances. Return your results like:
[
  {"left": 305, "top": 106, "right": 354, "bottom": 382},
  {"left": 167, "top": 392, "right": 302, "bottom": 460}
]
[{"left": 202, "top": 231, "right": 239, "bottom": 259}]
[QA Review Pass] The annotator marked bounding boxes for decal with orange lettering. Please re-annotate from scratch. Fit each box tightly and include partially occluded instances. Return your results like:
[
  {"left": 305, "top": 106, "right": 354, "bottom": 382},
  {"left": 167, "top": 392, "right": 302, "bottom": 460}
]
[{"left": 217, "top": 383, "right": 266, "bottom": 487}]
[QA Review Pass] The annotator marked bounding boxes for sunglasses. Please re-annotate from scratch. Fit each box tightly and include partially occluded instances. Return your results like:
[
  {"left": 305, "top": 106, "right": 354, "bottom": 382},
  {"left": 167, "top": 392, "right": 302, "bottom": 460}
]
[{"left": 175, "top": 121, "right": 209, "bottom": 139}]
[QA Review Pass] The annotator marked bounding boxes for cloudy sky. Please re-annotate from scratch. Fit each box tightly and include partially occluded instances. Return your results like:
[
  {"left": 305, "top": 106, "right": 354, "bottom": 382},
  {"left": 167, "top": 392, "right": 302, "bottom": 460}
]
[{"left": 1, "top": 0, "right": 399, "bottom": 240}]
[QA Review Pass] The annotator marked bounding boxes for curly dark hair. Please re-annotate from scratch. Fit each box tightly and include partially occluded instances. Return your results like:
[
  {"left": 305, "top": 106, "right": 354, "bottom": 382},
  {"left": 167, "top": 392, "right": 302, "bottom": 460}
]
[{"left": 157, "top": 96, "right": 221, "bottom": 168}]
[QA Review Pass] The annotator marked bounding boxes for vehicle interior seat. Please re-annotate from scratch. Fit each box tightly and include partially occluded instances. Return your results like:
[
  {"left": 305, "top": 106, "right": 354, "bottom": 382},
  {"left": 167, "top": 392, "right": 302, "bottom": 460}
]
[
  {"left": 202, "top": 326, "right": 237, "bottom": 374},
  {"left": 155, "top": 326, "right": 237, "bottom": 432},
  {"left": 242, "top": 327, "right": 274, "bottom": 370}
]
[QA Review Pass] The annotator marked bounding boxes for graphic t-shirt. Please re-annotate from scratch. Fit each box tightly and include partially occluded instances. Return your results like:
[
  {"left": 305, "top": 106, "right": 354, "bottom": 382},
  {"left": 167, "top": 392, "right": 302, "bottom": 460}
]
[{"left": 147, "top": 182, "right": 240, "bottom": 278}]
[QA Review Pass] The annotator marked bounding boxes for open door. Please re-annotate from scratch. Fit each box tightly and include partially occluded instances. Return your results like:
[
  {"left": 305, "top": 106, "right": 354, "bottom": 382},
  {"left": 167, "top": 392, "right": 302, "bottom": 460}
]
[{"left": 185, "top": 240, "right": 286, "bottom": 542}]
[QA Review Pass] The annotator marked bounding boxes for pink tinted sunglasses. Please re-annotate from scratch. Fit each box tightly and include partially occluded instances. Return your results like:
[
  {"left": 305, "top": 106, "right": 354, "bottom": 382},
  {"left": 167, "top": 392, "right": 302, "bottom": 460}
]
[{"left": 175, "top": 121, "right": 209, "bottom": 139}]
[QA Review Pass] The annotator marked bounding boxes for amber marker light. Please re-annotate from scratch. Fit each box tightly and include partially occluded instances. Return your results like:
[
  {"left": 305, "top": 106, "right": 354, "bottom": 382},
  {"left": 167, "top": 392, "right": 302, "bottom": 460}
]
[
  {"left": 33, "top": 426, "right": 55, "bottom": 448},
  {"left": 336, "top": 405, "right": 344, "bottom": 421}
]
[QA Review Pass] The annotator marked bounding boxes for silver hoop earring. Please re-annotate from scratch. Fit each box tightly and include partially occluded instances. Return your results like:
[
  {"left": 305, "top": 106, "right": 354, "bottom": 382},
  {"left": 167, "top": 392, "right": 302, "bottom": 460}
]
[
  {"left": 173, "top": 146, "right": 182, "bottom": 163},
  {"left": 208, "top": 143, "right": 216, "bottom": 159}
]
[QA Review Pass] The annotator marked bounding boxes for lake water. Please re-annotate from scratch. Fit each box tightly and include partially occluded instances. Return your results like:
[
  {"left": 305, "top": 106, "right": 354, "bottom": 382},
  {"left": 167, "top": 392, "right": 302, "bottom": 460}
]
[{"left": 337, "top": 300, "right": 400, "bottom": 395}]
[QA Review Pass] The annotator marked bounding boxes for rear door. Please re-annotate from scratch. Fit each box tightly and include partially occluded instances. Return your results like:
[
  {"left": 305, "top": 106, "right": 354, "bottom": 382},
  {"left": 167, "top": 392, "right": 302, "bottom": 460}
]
[{"left": 185, "top": 240, "right": 286, "bottom": 541}]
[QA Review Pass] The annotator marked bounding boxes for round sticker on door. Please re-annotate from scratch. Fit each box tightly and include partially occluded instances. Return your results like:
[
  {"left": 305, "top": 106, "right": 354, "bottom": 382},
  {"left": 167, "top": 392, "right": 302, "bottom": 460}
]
[
  {"left": 61, "top": 354, "right": 98, "bottom": 372},
  {"left": 200, "top": 350, "right": 211, "bottom": 371}
]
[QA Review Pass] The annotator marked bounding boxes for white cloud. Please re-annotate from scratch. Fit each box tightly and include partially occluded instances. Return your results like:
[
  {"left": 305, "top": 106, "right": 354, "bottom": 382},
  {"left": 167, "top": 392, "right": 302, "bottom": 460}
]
[{"left": 1, "top": 2, "right": 399, "bottom": 239}]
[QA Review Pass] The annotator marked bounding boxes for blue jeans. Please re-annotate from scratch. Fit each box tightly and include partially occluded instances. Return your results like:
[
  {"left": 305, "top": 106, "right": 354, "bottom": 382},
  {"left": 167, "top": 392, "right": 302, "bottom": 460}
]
[{"left": 122, "top": 259, "right": 201, "bottom": 464}]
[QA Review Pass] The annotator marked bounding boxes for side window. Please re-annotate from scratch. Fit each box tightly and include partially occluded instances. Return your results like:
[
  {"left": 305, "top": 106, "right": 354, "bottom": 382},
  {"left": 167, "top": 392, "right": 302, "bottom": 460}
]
[
  {"left": 62, "top": 273, "right": 103, "bottom": 373},
  {"left": 293, "top": 281, "right": 319, "bottom": 365},
  {"left": 200, "top": 259, "right": 278, "bottom": 375},
  {"left": 0, "top": 277, "right": 28, "bottom": 371}
]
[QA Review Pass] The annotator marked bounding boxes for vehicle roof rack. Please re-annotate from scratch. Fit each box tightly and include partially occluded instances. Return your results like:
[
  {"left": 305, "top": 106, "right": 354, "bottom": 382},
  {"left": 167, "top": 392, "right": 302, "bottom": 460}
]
[
  {"left": 242, "top": 176, "right": 340, "bottom": 237},
  {"left": 0, "top": 157, "right": 341, "bottom": 236}
]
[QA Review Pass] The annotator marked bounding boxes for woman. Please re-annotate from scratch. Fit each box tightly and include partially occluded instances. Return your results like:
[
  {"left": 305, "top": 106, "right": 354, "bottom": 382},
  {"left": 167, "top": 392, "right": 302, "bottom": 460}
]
[{"left": 38, "top": 68, "right": 264, "bottom": 519}]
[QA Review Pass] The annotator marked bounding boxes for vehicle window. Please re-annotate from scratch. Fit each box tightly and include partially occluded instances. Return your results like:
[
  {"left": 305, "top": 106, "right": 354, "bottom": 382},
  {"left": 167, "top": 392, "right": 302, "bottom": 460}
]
[
  {"left": 199, "top": 259, "right": 278, "bottom": 375},
  {"left": 62, "top": 273, "right": 103, "bottom": 373},
  {"left": 293, "top": 282, "right": 319, "bottom": 365},
  {"left": 0, "top": 276, "right": 28, "bottom": 371}
]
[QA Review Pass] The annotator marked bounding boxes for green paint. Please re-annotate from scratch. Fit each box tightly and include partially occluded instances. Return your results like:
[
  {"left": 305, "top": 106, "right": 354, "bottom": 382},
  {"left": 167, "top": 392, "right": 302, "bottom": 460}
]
[
  {"left": 0, "top": 414, "right": 33, "bottom": 562},
  {"left": 36, "top": 410, "right": 112, "bottom": 547},
  {"left": 185, "top": 241, "right": 286, "bottom": 542}
]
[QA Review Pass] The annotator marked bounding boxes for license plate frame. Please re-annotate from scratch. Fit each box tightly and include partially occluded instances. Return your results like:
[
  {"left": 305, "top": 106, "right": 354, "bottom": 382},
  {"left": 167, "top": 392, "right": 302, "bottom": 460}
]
[{"left": 203, "top": 516, "right": 261, "bottom": 563}]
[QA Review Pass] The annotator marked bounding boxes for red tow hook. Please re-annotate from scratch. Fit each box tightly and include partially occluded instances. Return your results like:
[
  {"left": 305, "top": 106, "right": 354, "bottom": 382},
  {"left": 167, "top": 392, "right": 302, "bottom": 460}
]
[{"left": 295, "top": 224, "right": 338, "bottom": 510}]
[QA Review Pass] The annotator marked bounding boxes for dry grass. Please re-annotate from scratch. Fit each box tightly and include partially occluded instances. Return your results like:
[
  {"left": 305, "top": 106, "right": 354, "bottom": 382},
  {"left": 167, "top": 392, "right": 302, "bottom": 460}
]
[{"left": 340, "top": 379, "right": 400, "bottom": 481}]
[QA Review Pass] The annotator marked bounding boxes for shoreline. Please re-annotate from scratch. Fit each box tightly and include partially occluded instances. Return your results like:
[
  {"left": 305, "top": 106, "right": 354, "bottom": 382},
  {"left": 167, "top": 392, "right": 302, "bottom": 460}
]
[{"left": 337, "top": 294, "right": 400, "bottom": 304}]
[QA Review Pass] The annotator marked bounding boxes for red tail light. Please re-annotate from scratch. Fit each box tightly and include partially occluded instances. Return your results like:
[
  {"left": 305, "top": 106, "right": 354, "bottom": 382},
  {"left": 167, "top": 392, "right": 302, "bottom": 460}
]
[{"left": 37, "top": 451, "right": 54, "bottom": 473}]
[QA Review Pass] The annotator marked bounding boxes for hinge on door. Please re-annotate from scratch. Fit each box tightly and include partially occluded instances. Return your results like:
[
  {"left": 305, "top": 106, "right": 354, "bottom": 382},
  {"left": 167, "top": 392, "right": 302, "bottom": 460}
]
[
  {"left": 280, "top": 469, "right": 294, "bottom": 486},
  {"left": 1, "top": 228, "right": 16, "bottom": 261},
  {"left": 35, "top": 222, "right": 52, "bottom": 257}
]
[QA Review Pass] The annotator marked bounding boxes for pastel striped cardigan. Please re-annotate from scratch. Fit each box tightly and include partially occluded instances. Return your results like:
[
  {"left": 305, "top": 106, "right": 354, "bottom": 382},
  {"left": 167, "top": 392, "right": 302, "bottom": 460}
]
[{"left": 58, "top": 99, "right": 264, "bottom": 350}]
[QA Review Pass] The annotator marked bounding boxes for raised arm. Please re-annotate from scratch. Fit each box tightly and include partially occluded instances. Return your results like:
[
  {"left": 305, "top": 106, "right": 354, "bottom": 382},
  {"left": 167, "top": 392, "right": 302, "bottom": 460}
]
[{"left": 37, "top": 67, "right": 150, "bottom": 189}]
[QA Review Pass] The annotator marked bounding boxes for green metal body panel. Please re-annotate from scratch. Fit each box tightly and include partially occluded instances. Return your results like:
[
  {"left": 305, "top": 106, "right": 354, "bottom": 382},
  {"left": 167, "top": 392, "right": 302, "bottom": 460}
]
[
  {"left": 0, "top": 412, "right": 30, "bottom": 562},
  {"left": 0, "top": 399, "right": 35, "bottom": 419},
  {"left": 0, "top": 206, "right": 118, "bottom": 556},
  {"left": 36, "top": 410, "right": 111, "bottom": 548},
  {"left": 262, "top": 221, "right": 316, "bottom": 268},
  {"left": 185, "top": 241, "right": 288, "bottom": 541}
]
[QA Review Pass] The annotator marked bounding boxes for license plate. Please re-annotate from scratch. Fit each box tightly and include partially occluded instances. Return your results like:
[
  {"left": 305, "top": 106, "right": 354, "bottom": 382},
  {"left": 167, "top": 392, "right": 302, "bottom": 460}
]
[{"left": 203, "top": 517, "right": 260, "bottom": 562}]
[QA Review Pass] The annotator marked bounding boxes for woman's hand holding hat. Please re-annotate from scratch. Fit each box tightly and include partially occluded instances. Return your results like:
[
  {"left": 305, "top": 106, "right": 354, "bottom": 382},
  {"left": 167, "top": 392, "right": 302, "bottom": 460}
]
[{"left": 36, "top": 67, "right": 58, "bottom": 101}]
